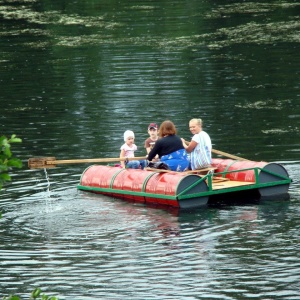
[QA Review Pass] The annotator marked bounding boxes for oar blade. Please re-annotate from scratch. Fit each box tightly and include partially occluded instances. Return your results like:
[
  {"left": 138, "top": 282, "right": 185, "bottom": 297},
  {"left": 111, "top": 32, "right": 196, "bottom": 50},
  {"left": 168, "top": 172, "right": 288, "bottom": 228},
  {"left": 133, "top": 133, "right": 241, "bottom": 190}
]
[{"left": 28, "top": 157, "right": 56, "bottom": 169}]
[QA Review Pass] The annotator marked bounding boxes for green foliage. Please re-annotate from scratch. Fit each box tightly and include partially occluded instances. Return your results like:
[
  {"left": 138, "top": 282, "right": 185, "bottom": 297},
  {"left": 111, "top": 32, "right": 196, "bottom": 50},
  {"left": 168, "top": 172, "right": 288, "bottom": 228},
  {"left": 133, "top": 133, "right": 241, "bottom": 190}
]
[
  {"left": 0, "top": 134, "right": 23, "bottom": 190},
  {"left": 2, "top": 288, "right": 58, "bottom": 300}
]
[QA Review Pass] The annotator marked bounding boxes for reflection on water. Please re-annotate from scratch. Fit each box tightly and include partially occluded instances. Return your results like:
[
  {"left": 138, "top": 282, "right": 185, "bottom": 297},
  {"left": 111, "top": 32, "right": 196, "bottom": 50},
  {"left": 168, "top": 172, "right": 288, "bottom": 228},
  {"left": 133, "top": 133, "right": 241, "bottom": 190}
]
[{"left": 1, "top": 0, "right": 300, "bottom": 299}]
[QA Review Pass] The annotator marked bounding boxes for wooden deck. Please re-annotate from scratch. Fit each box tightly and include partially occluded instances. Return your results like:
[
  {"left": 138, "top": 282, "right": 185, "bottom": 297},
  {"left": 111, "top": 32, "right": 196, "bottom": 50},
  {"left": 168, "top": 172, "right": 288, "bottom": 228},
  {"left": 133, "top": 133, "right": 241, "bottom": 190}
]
[{"left": 212, "top": 179, "right": 254, "bottom": 190}]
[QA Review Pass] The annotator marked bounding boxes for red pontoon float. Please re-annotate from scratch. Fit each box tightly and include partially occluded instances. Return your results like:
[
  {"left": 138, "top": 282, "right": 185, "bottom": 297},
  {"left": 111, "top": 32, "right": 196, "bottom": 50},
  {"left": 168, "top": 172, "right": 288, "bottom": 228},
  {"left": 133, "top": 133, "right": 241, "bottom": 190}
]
[{"left": 77, "top": 158, "right": 291, "bottom": 209}]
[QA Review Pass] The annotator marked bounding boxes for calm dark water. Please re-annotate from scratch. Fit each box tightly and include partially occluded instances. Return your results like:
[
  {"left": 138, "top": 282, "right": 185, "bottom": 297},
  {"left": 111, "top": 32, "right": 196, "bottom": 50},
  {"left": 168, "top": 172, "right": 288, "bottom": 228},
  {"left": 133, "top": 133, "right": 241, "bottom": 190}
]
[{"left": 1, "top": 0, "right": 300, "bottom": 299}]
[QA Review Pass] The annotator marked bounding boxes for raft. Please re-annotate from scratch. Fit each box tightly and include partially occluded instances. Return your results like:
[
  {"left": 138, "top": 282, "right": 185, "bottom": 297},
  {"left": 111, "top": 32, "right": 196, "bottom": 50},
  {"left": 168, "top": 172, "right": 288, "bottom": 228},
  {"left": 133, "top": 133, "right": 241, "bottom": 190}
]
[{"left": 77, "top": 158, "right": 291, "bottom": 209}]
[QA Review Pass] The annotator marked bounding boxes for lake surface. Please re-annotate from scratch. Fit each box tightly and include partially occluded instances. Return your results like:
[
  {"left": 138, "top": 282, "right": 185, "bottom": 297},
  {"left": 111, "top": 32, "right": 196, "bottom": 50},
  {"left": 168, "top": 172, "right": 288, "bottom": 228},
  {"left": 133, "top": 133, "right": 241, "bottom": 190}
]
[{"left": 1, "top": 0, "right": 300, "bottom": 299}]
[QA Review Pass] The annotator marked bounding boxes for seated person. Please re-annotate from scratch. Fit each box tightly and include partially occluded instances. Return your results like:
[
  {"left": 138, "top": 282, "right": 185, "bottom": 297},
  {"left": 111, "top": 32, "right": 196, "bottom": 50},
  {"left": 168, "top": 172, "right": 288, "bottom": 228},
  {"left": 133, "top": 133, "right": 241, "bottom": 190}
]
[
  {"left": 147, "top": 120, "right": 189, "bottom": 172},
  {"left": 120, "top": 130, "right": 147, "bottom": 169},
  {"left": 144, "top": 122, "right": 159, "bottom": 154},
  {"left": 181, "top": 118, "right": 212, "bottom": 170}
]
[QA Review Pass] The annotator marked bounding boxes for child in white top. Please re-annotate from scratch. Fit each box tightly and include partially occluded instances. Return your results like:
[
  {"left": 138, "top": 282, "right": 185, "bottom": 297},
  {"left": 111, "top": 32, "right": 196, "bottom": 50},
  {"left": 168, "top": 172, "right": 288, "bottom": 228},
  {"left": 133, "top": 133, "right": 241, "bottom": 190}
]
[{"left": 120, "top": 130, "right": 146, "bottom": 169}]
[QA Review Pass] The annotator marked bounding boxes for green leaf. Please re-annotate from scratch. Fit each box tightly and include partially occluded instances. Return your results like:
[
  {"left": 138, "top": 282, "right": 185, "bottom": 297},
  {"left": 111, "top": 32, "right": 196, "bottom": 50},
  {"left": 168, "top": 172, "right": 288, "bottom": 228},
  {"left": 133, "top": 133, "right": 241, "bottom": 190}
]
[
  {"left": 0, "top": 173, "right": 11, "bottom": 181},
  {"left": 3, "top": 146, "right": 12, "bottom": 158},
  {"left": 31, "top": 288, "right": 42, "bottom": 298},
  {"left": 0, "top": 136, "right": 8, "bottom": 146},
  {"left": 2, "top": 296, "right": 21, "bottom": 300},
  {"left": 0, "top": 164, "right": 9, "bottom": 171},
  {"left": 7, "top": 158, "right": 23, "bottom": 168},
  {"left": 10, "top": 137, "right": 22, "bottom": 143}
]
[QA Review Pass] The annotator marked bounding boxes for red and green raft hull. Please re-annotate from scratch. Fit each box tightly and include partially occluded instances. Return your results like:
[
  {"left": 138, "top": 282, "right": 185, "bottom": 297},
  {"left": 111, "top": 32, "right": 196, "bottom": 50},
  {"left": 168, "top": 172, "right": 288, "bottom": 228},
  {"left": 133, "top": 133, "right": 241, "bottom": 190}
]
[{"left": 77, "top": 158, "right": 291, "bottom": 209}]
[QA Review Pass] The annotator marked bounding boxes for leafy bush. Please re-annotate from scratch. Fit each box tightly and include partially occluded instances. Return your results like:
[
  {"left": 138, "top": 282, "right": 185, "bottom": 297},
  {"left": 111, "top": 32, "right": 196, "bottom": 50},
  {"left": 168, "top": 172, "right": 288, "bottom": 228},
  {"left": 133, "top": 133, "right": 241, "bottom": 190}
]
[{"left": 0, "top": 134, "right": 23, "bottom": 190}]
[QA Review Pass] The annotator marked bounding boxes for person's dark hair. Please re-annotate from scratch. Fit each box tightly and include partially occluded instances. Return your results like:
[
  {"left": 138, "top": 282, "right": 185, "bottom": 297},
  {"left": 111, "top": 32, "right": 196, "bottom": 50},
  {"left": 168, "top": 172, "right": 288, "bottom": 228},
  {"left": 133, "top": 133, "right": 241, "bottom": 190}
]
[{"left": 159, "top": 120, "right": 177, "bottom": 137}]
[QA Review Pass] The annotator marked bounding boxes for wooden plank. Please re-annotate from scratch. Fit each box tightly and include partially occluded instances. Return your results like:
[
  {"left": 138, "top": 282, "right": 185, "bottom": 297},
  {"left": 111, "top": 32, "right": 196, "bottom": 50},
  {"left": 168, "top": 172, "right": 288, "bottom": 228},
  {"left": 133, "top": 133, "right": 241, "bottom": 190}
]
[
  {"left": 212, "top": 180, "right": 254, "bottom": 190},
  {"left": 211, "top": 177, "right": 230, "bottom": 182},
  {"left": 144, "top": 168, "right": 177, "bottom": 173},
  {"left": 144, "top": 167, "right": 216, "bottom": 175},
  {"left": 184, "top": 167, "right": 217, "bottom": 174}
]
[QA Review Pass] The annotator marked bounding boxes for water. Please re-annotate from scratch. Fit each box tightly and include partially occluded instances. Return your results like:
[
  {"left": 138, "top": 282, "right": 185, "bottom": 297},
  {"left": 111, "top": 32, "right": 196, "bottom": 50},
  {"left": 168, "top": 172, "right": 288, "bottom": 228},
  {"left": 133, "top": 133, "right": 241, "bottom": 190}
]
[{"left": 1, "top": 0, "right": 300, "bottom": 299}]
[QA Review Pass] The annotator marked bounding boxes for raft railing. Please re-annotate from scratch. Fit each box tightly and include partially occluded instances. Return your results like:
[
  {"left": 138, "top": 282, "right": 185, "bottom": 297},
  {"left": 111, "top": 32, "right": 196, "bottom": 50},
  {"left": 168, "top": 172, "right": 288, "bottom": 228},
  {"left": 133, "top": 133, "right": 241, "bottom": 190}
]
[{"left": 177, "top": 166, "right": 291, "bottom": 201}]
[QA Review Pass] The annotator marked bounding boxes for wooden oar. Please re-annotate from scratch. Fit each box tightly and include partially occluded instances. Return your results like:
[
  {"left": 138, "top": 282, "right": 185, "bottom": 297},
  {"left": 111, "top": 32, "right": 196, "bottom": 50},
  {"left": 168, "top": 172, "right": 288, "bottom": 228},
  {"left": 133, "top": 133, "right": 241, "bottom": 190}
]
[
  {"left": 28, "top": 156, "right": 147, "bottom": 169},
  {"left": 28, "top": 148, "right": 247, "bottom": 169},
  {"left": 211, "top": 149, "right": 249, "bottom": 161}
]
